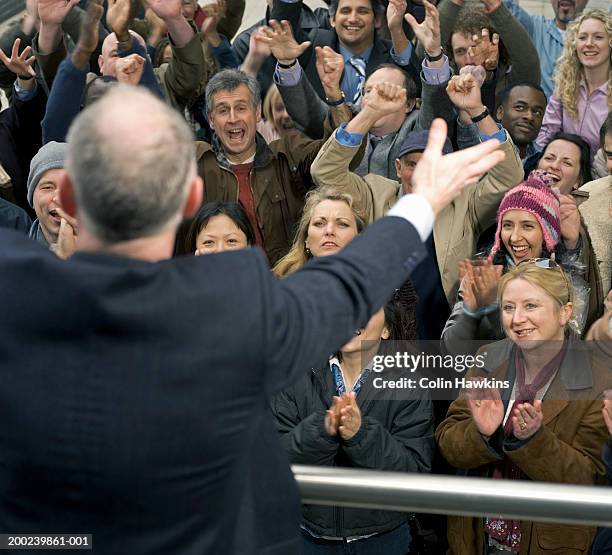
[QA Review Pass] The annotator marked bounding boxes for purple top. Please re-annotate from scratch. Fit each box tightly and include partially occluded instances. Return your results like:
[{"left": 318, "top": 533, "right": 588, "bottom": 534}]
[{"left": 536, "top": 80, "right": 609, "bottom": 161}]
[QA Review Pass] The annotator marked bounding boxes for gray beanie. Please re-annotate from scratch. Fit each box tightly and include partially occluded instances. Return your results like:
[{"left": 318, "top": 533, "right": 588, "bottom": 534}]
[{"left": 27, "top": 141, "right": 68, "bottom": 207}]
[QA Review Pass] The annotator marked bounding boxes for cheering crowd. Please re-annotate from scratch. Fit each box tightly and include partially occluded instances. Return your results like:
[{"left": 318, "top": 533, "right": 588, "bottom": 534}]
[{"left": 0, "top": 0, "right": 611, "bottom": 553}]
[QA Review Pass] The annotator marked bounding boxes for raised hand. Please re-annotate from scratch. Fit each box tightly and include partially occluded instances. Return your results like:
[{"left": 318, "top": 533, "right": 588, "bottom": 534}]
[
  {"left": 74, "top": 0, "right": 103, "bottom": 55},
  {"left": 148, "top": 0, "right": 182, "bottom": 21},
  {"left": 411, "top": 119, "right": 505, "bottom": 216},
  {"left": 145, "top": 8, "right": 168, "bottom": 47},
  {"left": 116, "top": 54, "right": 145, "bottom": 86},
  {"left": 362, "top": 82, "right": 408, "bottom": 117},
  {"left": 464, "top": 380, "right": 504, "bottom": 437},
  {"left": 107, "top": 0, "right": 133, "bottom": 40},
  {"left": 0, "top": 38, "right": 36, "bottom": 78},
  {"left": 446, "top": 71, "right": 484, "bottom": 113},
  {"left": 559, "top": 194, "right": 581, "bottom": 250},
  {"left": 459, "top": 258, "right": 502, "bottom": 311},
  {"left": 387, "top": 0, "right": 407, "bottom": 32},
  {"left": 315, "top": 46, "right": 344, "bottom": 98},
  {"left": 405, "top": 0, "right": 441, "bottom": 58},
  {"left": 338, "top": 392, "right": 362, "bottom": 441},
  {"left": 249, "top": 27, "right": 271, "bottom": 62},
  {"left": 255, "top": 20, "right": 311, "bottom": 66},
  {"left": 469, "top": 28, "right": 499, "bottom": 72},
  {"left": 511, "top": 401, "right": 543, "bottom": 440},
  {"left": 37, "top": 0, "right": 79, "bottom": 26},
  {"left": 201, "top": 0, "right": 225, "bottom": 45}
]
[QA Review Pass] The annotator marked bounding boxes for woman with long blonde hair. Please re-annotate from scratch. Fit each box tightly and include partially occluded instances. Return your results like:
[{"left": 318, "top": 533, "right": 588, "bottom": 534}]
[
  {"left": 536, "top": 9, "right": 611, "bottom": 160},
  {"left": 273, "top": 188, "right": 368, "bottom": 277}
]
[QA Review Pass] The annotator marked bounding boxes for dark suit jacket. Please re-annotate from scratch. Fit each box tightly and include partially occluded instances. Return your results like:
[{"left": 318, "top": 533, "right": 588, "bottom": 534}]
[
  {"left": 271, "top": 0, "right": 421, "bottom": 101},
  {"left": 0, "top": 216, "right": 426, "bottom": 554}
]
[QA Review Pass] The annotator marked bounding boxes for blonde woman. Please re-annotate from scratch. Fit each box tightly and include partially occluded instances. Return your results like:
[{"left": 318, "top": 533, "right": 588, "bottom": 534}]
[
  {"left": 273, "top": 188, "right": 367, "bottom": 277},
  {"left": 536, "top": 9, "right": 612, "bottom": 160},
  {"left": 437, "top": 261, "right": 611, "bottom": 554}
]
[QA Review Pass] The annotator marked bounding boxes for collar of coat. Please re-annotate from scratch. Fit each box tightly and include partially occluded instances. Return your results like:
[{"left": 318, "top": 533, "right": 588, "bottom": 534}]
[{"left": 478, "top": 333, "right": 594, "bottom": 391}]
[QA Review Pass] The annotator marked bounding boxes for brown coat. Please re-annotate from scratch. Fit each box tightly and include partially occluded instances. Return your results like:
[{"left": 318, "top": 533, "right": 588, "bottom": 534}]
[
  {"left": 436, "top": 336, "right": 611, "bottom": 554},
  {"left": 195, "top": 132, "right": 326, "bottom": 266}
]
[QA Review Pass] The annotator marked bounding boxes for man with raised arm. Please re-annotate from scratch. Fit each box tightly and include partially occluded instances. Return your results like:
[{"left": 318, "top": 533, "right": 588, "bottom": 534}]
[
  {"left": 311, "top": 70, "right": 523, "bottom": 338},
  {"left": 0, "top": 85, "right": 503, "bottom": 555}
]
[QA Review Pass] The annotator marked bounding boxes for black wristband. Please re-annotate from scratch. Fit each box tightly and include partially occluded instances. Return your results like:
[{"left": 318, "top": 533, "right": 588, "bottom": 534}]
[
  {"left": 277, "top": 60, "right": 297, "bottom": 69},
  {"left": 471, "top": 107, "right": 490, "bottom": 124},
  {"left": 325, "top": 92, "right": 345, "bottom": 106},
  {"left": 425, "top": 48, "right": 444, "bottom": 62},
  {"left": 17, "top": 73, "right": 34, "bottom": 81}
]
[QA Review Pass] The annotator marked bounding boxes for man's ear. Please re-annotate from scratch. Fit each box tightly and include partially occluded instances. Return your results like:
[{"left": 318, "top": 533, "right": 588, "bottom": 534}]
[
  {"left": 405, "top": 97, "right": 416, "bottom": 114},
  {"left": 374, "top": 13, "right": 383, "bottom": 30},
  {"left": 381, "top": 325, "right": 390, "bottom": 340},
  {"left": 495, "top": 105, "right": 504, "bottom": 121},
  {"left": 58, "top": 170, "right": 77, "bottom": 218},
  {"left": 183, "top": 176, "right": 203, "bottom": 218},
  {"left": 394, "top": 158, "right": 402, "bottom": 179},
  {"left": 256, "top": 102, "right": 262, "bottom": 123}
]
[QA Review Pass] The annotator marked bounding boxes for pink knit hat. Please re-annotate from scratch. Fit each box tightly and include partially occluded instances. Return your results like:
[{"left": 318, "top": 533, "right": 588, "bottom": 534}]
[{"left": 490, "top": 170, "right": 561, "bottom": 259}]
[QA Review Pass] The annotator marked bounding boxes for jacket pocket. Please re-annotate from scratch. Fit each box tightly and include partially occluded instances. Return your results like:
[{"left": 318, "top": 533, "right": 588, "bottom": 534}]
[{"left": 535, "top": 523, "right": 592, "bottom": 553}]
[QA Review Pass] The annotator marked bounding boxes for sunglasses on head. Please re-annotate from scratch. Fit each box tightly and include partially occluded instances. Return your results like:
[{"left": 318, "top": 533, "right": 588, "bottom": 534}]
[{"left": 516, "top": 258, "right": 572, "bottom": 302}]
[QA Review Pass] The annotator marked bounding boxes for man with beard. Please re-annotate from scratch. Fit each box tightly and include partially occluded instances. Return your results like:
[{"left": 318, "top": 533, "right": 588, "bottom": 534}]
[
  {"left": 495, "top": 81, "right": 548, "bottom": 165},
  {"left": 502, "top": 0, "right": 589, "bottom": 98}
]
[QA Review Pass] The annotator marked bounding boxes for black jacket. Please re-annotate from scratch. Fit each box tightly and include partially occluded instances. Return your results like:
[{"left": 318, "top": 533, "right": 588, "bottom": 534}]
[{"left": 271, "top": 360, "right": 434, "bottom": 539}]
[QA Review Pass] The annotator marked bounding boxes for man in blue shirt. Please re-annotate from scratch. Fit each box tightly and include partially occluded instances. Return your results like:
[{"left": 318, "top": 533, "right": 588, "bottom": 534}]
[
  {"left": 503, "top": 0, "right": 589, "bottom": 97},
  {"left": 271, "top": 0, "right": 420, "bottom": 103}
]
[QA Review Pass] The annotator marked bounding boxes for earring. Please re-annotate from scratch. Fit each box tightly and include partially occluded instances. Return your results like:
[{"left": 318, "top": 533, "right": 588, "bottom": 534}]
[{"left": 305, "top": 247, "right": 311, "bottom": 256}]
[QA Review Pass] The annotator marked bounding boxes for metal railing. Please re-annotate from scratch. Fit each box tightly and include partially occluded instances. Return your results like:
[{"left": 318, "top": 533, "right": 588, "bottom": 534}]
[{"left": 293, "top": 465, "right": 612, "bottom": 527}]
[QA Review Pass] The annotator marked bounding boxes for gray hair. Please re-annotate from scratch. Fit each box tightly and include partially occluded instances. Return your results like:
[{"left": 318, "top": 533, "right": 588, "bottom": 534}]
[
  {"left": 205, "top": 69, "right": 261, "bottom": 117},
  {"left": 66, "top": 86, "right": 196, "bottom": 244}
]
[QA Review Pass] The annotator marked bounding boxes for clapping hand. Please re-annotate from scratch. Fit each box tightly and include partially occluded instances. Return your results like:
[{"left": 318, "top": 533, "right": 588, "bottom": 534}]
[
  {"left": 459, "top": 258, "right": 502, "bottom": 312},
  {"left": 464, "top": 378, "right": 504, "bottom": 437},
  {"left": 338, "top": 392, "right": 362, "bottom": 440},
  {"left": 511, "top": 401, "right": 543, "bottom": 440}
]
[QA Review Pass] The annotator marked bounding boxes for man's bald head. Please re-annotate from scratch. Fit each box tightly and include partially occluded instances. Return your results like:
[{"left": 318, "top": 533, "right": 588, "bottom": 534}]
[
  {"left": 66, "top": 86, "right": 197, "bottom": 244},
  {"left": 99, "top": 32, "right": 147, "bottom": 77}
]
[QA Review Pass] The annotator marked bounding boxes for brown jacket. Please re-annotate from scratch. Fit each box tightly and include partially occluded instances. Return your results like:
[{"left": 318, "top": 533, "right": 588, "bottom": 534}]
[
  {"left": 436, "top": 336, "right": 611, "bottom": 554},
  {"left": 195, "top": 131, "right": 328, "bottom": 265},
  {"left": 310, "top": 130, "right": 524, "bottom": 304}
]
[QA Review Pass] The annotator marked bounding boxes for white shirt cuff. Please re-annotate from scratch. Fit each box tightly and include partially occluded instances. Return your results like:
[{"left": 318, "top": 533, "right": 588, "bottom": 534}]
[{"left": 386, "top": 193, "right": 434, "bottom": 243}]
